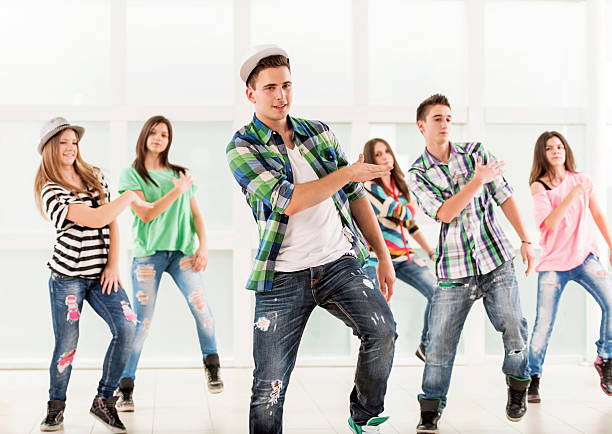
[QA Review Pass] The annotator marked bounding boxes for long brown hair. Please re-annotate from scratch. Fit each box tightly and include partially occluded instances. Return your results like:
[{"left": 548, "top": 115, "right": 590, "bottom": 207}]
[
  {"left": 363, "top": 138, "right": 410, "bottom": 202},
  {"left": 34, "top": 129, "right": 106, "bottom": 217},
  {"left": 529, "top": 131, "right": 576, "bottom": 185},
  {"left": 133, "top": 115, "right": 186, "bottom": 186}
]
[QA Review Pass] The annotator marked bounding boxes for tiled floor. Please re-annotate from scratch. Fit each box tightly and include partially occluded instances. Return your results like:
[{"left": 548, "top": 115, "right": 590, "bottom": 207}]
[{"left": 1, "top": 363, "right": 610, "bottom": 433}]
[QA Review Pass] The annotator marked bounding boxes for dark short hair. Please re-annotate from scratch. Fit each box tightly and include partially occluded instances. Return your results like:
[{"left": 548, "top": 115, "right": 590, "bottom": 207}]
[
  {"left": 246, "top": 55, "right": 291, "bottom": 89},
  {"left": 416, "top": 94, "right": 451, "bottom": 122}
]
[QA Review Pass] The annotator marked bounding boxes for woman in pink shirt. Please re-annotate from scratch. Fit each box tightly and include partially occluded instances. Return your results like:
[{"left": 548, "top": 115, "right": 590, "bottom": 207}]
[{"left": 527, "top": 131, "right": 612, "bottom": 403}]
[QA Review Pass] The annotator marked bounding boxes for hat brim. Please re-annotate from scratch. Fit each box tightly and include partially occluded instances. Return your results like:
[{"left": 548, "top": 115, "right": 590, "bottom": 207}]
[
  {"left": 38, "top": 124, "right": 85, "bottom": 154},
  {"left": 240, "top": 46, "right": 289, "bottom": 83}
]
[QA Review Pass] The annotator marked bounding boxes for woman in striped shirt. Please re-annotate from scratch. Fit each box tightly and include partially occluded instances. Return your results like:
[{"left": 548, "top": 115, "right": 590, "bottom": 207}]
[
  {"left": 34, "top": 117, "right": 151, "bottom": 433},
  {"left": 362, "top": 138, "right": 436, "bottom": 362}
]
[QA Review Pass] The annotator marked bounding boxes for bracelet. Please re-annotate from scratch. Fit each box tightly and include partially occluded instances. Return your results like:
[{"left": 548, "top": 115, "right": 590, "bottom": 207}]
[{"left": 521, "top": 241, "right": 532, "bottom": 244}]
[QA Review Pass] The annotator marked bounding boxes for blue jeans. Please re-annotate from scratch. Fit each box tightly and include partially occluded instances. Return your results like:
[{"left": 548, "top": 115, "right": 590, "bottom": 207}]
[
  {"left": 420, "top": 260, "right": 529, "bottom": 411},
  {"left": 529, "top": 254, "right": 612, "bottom": 376},
  {"left": 48, "top": 272, "right": 136, "bottom": 401},
  {"left": 121, "top": 251, "right": 218, "bottom": 380},
  {"left": 365, "top": 256, "right": 435, "bottom": 344},
  {"left": 250, "top": 255, "right": 397, "bottom": 433}
]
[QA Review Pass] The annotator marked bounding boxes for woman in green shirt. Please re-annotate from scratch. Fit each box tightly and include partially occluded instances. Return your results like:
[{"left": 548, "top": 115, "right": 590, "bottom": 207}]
[{"left": 114, "top": 115, "right": 223, "bottom": 412}]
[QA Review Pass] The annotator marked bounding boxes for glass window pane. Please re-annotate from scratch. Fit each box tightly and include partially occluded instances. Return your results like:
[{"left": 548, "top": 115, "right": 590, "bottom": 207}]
[
  {"left": 0, "top": 1, "right": 111, "bottom": 105},
  {"left": 127, "top": 121, "right": 233, "bottom": 231},
  {"left": 368, "top": 0, "right": 468, "bottom": 106},
  {"left": 126, "top": 0, "right": 234, "bottom": 105},
  {"left": 485, "top": 1, "right": 587, "bottom": 108},
  {"left": 250, "top": 0, "right": 352, "bottom": 105}
]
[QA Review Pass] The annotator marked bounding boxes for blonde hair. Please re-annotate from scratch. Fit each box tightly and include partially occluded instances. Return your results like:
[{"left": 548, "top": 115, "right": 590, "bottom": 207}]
[{"left": 34, "top": 129, "right": 106, "bottom": 217}]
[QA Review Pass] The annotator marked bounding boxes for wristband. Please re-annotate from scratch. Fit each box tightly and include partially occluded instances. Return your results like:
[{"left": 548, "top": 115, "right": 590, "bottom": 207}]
[{"left": 521, "top": 241, "right": 532, "bottom": 244}]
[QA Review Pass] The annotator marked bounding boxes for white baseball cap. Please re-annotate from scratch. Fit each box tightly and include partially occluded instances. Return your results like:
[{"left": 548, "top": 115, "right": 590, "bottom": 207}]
[{"left": 239, "top": 44, "right": 289, "bottom": 83}]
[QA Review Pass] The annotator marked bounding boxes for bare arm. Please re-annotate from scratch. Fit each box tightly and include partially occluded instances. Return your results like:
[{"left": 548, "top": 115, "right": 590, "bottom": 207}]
[
  {"left": 534, "top": 182, "right": 589, "bottom": 231},
  {"left": 350, "top": 197, "right": 395, "bottom": 301},
  {"left": 589, "top": 194, "right": 612, "bottom": 265},
  {"left": 66, "top": 191, "right": 151, "bottom": 228},
  {"left": 100, "top": 220, "right": 123, "bottom": 294},
  {"left": 436, "top": 157, "right": 505, "bottom": 223},
  {"left": 190, "top": 197, "right": 209, "bottom": 272},
  {"left": 130, "top": 172, "right": 193, "bottom": 223},
  {"left": 284, "top": 154, "right": 390, "bottom": 216},
  {"left": 500, "top": 196, "right": 535, "bottom": 276}
]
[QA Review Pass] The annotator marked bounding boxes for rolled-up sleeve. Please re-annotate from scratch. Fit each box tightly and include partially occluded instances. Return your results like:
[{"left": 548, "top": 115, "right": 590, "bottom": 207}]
[
  {"left": 477, "top": 147, "right": 513, "bottom": 206},
  {"left": 227, "top": 137, "right": 295, "bottom": 214},
  {"left": 407, "top": 170, "right": 445, "bottom": 222}
]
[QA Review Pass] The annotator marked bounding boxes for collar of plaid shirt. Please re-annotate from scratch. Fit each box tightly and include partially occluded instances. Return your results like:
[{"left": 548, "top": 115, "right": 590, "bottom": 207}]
[{"left": 227, "top": 114, "right": 369, "bottom": 291}]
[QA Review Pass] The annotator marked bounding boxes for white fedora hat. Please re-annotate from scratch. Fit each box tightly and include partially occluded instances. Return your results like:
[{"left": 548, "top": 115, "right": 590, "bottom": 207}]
[
  {"left": 240, "top": 44, "right": 289, "bottom": 83},
  {"left": 38, "top": 117, "right": 85, "bottom": 154}
]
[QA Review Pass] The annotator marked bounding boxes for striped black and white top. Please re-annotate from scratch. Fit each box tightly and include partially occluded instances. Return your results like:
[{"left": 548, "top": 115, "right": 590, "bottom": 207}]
[{"left": 41, "top": 173, "right": 111, "bottom": 278}]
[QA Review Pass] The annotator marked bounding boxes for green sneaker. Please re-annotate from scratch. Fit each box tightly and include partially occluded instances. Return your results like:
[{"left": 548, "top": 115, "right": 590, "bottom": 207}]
[{"left": 348, "top": 416, "right": 389, "bottom": 433}]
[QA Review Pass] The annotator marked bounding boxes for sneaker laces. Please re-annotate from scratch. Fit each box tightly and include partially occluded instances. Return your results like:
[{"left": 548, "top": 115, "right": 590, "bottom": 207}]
[
  {"left": 508, "top": 388, "right": 525, "bottom": 410},
  {"left": 103, "top": 396, "right": 120, "bottom": 423},
  {"left": 44, "top": 406, "right": 63, "bottom": 424}
]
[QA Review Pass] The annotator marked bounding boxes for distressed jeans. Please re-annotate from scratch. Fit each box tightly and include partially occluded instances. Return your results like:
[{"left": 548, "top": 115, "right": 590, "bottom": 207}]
[
  {"left": 48, "top": 272, "right": 136, "bottom": 401},
  {"left": 529, "top": 254, "right": 612, "bottom": 377},
  {"left": 121, "top": 251, "right": 218, "bottom": 380},
  {"left": 365, "top": 256, "right": 435, "bottom": 344},
  {"left": 419, "top": 260, "right": 529, "bottom": 411},
  {"left": 250, "top": 255, "right": 397, "bottom": 434}
]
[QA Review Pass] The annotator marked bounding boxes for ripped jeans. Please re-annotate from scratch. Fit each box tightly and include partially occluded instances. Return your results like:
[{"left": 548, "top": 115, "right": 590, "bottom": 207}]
[
  {"left": 250, "top": 255, "right": 397, "bottom": 433},
  {"left": 529, "top": 254, "right": 612, "bottom": 377},
  {"left": 48, "top": 272, "right": 136, "bottom": 401},
  {"left": 121, "top": 251, "right": 218, "bottom": 380},
  {"left": 420, "top": 260, "right": 529, "bottom": 411}
]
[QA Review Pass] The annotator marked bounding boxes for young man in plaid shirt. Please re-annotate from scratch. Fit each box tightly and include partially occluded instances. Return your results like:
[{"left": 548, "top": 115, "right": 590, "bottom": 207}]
[
  {"left": 226, "top": 45, "right": 397, "bottom": 434},
  {"left": 407, "top": 94, "right": 535, "bottom": 433}
]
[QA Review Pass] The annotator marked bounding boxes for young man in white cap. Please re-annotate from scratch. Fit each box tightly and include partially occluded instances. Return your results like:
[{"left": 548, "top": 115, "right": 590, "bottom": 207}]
[{"left": 227, "top": 45, "right": 397, "bottom": 434}]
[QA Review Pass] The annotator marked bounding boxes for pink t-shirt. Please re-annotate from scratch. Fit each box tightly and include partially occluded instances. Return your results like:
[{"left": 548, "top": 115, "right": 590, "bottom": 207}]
[{"left": 533, "top": 171, "right": 599, "bottom": 272}]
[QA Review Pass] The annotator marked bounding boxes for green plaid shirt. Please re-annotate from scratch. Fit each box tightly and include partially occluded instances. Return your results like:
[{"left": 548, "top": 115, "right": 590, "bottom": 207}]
[{"left": 227, "top": 114, "right": 368, "bottom": 291}]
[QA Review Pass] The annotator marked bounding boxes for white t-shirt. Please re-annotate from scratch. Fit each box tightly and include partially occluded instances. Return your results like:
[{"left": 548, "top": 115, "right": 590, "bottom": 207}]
[{"left": 275, "top": 144, "right": 352, "bottom": 272}]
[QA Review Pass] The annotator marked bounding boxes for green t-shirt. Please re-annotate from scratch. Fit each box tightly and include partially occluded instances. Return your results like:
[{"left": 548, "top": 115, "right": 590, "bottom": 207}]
[{"left": 119, "top": 167, "right": 198, "bottom": 258}]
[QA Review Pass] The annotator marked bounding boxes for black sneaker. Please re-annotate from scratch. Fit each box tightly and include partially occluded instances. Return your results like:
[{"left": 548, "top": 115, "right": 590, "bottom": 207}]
[
  {"left": 528, "top": 375, "right": 541, "bottom": 403},
  {"left": 204, "top": 353, "right": 224, "bottom": 394},
  {"left": 415, "top": 342, "right": 426, "bottom": 363},
  {"left": 594, "top": 356, "right": 612, "bottom": 396},
  {"left": 40, "top": 400, "right": 65, "bottom": 432},
  {"left": 89, "top": 396, "right": 127, "bottom": 433},
  {"left": 416, "top": 398, "right": 441, "bottom": 433},
  {"left": 506, "top": 376, "right": 529, "bottom": 422},
  {"left": 114, "top": 377, "right": 134, "bottom": 412}
]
